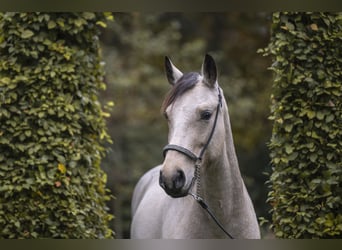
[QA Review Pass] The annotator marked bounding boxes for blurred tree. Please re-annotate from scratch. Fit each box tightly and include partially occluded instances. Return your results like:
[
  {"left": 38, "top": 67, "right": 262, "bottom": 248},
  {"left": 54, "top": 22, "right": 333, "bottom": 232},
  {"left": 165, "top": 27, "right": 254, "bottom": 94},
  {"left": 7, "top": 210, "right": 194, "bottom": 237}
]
[
  {"left": 264, "top": 12, "right": 341, "bottom": 238},
  {"left": 0, "top": 12, "right": 113, "bottom": 238},
  {"left": 100, "top": 13, "right": 273, "bottom": 238}
]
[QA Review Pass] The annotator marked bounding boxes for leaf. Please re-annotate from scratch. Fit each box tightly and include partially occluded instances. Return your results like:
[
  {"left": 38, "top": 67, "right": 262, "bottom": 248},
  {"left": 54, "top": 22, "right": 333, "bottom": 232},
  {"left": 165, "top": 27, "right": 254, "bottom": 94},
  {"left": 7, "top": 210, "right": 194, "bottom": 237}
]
[
  {"left": 69, "top": 161, "right": 77, "bottom": 168},
  {"left": 48, "top": 20, "right": 56, "bottom": 29},
  {"left": 325, "top": 114, "right": 334, "bottom": 123},
  {"left": 284, "top": 124, "right": 293, "bottom": 132},
  {"left": 101, "top": 111, "right": 110, "bottom": 118},
  {"left": 288, "top": 152, "right": 298, "bottom": 161},
  {"left": 286, "top": 22, "right": 295, "bottom": 31},
  {"left": 275, "top": 231, "right": 284, "bottom": 237},
  {"left": 82, "top": 12, "right": 95, "bottom": 20},
  {"left": 285, "top": 145, "right": 294, "bottom": 154},
  {"left": 310, "top": 23, "right": 318, "bottom": 31},
  {"left": 21, "top": 29, "right": 34, "bottom": 39},
  {"left": 283, "top": 113, "right": 293, "bottom": 120},
  {"left": 276, "top": 118, "right": 283, "bottom": 124},
  {"left": 309, "top": 154, "right": 318, "bottom": 162},
  {"left": 14, "top": 221, "right": 20, "bottom": 228},
  {"left": 273, "top": 158, "right": 280, "bottom": 164},
  {"left": 307, "top": 110, "right": 315, "bottom": 119},
  {"left": 96, "top": 21, "right": 107, "bottom": 28},
  {"left": 74, "top": 19, "right": 84, "bottom": 27},
  {"left": 58, "top": 163, "right": 67, "bottom": 174},
  {"left": 0, "top": 77, "right": 11, "bottom": 86},
  {"left": 311, "top": 131, "right": 320, "bottom": 139}
]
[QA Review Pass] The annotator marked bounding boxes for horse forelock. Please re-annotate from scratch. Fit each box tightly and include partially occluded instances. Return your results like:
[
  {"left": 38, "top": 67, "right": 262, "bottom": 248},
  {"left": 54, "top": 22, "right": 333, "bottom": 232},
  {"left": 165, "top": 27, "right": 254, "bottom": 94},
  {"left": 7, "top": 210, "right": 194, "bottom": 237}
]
[{"left": 161, "top": 72, "right": 200, "bottom": 113}]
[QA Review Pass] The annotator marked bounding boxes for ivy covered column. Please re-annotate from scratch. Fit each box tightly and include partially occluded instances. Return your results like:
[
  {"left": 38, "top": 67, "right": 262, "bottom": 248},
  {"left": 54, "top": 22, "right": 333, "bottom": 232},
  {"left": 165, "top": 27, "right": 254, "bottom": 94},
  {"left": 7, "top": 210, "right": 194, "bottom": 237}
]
[
  {"left": 0, "top": 13, "right": 113, "bottom": 238},
  {"left": 264, "top": 13, "right": 341, "bottom": 238}
]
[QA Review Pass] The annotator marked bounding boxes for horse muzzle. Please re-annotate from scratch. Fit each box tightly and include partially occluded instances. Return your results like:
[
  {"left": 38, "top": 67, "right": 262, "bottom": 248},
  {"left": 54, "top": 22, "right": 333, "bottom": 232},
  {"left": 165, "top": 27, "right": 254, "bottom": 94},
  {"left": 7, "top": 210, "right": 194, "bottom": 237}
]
[{"left": 159, "top": 169, "right": 190, "bottom": 198}]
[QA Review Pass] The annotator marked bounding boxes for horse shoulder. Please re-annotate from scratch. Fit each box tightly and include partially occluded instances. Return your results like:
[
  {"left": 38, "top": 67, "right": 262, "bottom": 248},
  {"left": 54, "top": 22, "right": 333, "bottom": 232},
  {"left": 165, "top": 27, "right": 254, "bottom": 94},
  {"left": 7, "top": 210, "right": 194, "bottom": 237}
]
[
  {"left": 131, "top": 165, "right": 162, "bottom": 215},
  {"left": 131, "top": 165, "right": 167, "bottom": 238}
]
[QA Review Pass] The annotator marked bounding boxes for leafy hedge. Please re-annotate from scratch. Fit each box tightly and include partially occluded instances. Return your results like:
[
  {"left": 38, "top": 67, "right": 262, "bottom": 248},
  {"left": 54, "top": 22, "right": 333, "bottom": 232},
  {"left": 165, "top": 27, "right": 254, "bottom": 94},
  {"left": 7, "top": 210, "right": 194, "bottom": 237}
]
[
  {"left": 262, "top": 12, "right": 341, "bottom": 238},
  {"left": 0, "top": 12, "right": 113, "bottom": 238}
]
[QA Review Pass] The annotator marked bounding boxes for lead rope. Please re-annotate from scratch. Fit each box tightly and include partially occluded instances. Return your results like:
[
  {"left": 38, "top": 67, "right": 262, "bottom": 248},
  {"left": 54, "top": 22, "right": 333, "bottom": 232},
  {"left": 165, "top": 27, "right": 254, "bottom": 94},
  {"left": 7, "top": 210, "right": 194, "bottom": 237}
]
[{"left": 189, "top": 192, "right": 234, "bottom": 239}]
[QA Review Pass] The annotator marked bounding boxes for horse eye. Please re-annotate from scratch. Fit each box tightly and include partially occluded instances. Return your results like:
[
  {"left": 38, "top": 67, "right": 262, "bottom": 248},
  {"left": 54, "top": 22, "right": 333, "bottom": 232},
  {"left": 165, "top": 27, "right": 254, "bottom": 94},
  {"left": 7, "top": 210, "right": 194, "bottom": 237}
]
[
  {"left": 200, "top": 111, "right": 212, "bottom": 120},
  {"left": 163, "top": 112, "right": 169, "bottom": 120}
]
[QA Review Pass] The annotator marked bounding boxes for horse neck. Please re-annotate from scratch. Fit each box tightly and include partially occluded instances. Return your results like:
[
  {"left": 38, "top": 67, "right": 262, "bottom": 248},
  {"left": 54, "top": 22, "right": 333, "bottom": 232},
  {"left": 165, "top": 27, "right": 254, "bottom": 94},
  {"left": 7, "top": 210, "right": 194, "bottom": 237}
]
[{"left": 199, "top": 98, "right": 246, "bottom": 217}]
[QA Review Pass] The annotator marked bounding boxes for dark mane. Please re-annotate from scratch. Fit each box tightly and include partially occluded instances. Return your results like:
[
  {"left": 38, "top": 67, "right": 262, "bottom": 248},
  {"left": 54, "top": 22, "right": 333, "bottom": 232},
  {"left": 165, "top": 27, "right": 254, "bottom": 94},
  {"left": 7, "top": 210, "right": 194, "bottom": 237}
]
[{"left": 161, "top": 72, "right": 200, "bottom": 113}]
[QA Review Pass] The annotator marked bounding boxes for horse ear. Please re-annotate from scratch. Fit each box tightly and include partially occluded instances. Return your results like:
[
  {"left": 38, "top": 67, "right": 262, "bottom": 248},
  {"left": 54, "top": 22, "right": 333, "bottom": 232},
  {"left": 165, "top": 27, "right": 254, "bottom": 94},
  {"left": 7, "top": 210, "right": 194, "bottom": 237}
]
[
  {"left": 165, "top": 56, "right": 183, "bottom": 85},
  {"left": 201, "top": 54, "right": 217, "bottom": 87}
]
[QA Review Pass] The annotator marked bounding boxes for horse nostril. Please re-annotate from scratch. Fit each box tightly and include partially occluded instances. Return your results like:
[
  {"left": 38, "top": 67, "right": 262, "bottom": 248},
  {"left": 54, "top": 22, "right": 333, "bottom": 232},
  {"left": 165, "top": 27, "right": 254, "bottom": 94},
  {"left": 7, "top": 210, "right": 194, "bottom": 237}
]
[
  {"left": 159, "top": 170, "right": 165, "bottom": 189},
  {"left": 172, "top": 170, "right": 185, "bottom": 190}
]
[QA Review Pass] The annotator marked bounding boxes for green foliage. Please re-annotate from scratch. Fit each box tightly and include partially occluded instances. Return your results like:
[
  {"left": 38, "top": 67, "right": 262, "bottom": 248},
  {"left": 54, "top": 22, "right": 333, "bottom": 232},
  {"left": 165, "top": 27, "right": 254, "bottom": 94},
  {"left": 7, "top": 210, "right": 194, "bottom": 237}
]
[
  {"left": 262, "top": 12, "right": 341, "bottom": 238},
  {"left": 0, "top": 12, "right": 114, "bottom": 238}
]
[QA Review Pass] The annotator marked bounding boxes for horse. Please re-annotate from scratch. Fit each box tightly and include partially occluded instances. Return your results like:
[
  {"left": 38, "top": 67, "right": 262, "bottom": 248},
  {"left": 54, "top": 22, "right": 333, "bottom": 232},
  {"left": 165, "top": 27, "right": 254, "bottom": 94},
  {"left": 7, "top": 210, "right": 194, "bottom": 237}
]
[{"left": 130, "top": 54, "right": 260, "bottom": 239}]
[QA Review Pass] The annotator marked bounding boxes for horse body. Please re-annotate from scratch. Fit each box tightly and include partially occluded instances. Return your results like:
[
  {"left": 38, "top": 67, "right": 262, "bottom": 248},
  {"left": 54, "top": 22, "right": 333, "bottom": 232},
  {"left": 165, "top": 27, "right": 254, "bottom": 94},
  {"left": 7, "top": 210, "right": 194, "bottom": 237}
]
[{"left": 130, "top": 55, "right": 260, "bottom": 239}]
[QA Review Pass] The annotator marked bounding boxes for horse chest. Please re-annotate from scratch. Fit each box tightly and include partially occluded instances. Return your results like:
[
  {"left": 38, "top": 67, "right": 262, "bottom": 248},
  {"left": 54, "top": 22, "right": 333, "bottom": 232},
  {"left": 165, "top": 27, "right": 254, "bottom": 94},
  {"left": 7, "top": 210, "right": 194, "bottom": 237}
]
[{"left": 160, "top": 199, "right": 225, "bottom": 238}]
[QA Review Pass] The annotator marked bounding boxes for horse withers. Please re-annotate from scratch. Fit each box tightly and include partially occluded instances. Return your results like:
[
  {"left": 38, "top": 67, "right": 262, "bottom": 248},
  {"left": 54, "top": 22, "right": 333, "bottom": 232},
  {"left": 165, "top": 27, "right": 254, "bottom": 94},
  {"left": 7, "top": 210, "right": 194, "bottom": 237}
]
[{"left": 130, "top": 55, "right": 260, "bottom": 239}]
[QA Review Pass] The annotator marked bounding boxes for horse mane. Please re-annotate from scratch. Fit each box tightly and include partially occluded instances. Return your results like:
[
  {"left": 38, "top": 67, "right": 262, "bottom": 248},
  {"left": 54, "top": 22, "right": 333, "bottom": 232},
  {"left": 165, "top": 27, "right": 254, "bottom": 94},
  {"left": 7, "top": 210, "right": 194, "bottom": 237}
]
[{"left": 161, "top": 72, "right": 200, "bottom": 113}]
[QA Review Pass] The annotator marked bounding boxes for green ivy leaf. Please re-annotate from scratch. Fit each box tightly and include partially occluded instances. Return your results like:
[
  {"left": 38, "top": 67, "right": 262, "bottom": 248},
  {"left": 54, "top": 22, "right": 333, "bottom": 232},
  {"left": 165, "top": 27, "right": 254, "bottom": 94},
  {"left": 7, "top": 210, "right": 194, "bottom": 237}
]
[
  {"left": 284, "top": 123, "right": 293, "bottom": 132},
  {"left": 325, "top": 114, "right": 334, "bottom": 123},
  {"left": 316, "top": 111, "right": 325, "bottom": 120},
  {"left": 47, "top": 20, "right": 56, "bottom": 29},
  {"left": 307, "top": 110, "right": 315, "bottom": 119},
  {"left": 285, "top": 144, "right": 294, "bottom": 154},
  {"left": 21, "top": 29, "right": 34, "bottom": 39}
]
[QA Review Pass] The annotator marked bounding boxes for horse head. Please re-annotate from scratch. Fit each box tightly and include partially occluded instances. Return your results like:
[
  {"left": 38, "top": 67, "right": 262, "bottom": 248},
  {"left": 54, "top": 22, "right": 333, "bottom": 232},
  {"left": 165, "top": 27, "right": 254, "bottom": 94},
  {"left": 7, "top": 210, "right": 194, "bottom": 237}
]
[{"left": 159, "top": 54, "right": 225, "bottom": 198}]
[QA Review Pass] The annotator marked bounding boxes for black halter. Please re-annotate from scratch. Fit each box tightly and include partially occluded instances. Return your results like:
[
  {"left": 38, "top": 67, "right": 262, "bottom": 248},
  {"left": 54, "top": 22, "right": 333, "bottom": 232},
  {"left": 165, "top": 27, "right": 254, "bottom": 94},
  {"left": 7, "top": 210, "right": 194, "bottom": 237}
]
[{"left": 162, "top": 86, "right": 234, "bottom": 239}]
